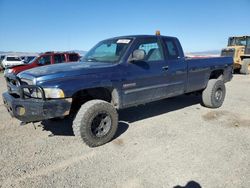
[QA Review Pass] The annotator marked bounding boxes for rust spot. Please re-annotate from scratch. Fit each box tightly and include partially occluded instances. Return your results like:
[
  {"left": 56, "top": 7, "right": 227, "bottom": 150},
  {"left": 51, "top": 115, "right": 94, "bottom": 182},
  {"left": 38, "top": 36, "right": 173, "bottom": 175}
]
[
  {"left": 202, "top": 110, "right": 250, "bottom": 128},
  {"left": 202, "top": 111, "right": 229, "bottom": 121}
]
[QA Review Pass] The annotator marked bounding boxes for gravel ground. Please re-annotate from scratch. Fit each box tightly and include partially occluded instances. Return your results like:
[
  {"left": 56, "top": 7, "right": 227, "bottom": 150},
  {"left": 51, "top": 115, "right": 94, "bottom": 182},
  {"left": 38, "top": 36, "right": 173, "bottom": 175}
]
[{"left": 0, "top": 73, "right": 249, "bottom": 188}]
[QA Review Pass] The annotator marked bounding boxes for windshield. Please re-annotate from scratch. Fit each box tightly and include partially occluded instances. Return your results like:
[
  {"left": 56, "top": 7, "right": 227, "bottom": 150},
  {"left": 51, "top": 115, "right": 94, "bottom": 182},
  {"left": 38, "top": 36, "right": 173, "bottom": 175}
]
[
  {"left": 27, "top": 56, "right": 38, "bottom": 64},
  {"left": 228, "top": 37, "right": 248, "bottom": 46},
  {"left": 83, "top": 38, "right": 132, "bottom": 63}
]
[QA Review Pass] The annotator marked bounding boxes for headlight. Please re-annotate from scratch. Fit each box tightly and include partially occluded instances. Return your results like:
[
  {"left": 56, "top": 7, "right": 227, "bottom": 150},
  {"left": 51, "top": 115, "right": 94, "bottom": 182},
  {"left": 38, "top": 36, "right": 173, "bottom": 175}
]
[
  {"left": 30, "top": 88, "right": 65, "bottom": 99},
  {"left": 44, "top": 88, "right": 65, "bottom": 98}
]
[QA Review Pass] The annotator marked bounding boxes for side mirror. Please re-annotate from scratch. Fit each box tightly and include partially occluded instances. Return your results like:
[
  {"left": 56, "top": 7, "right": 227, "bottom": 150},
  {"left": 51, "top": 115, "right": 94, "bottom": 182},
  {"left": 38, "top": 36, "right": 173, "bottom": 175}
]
[{"left": 129, "top": 49, "right": 146, "bottom": 62}]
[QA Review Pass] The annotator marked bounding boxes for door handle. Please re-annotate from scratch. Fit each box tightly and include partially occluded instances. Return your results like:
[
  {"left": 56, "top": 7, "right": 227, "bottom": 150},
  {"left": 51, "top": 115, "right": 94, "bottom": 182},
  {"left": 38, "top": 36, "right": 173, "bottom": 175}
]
[{"left": 162, "top": 66, "right": 169, "bottom": 71}]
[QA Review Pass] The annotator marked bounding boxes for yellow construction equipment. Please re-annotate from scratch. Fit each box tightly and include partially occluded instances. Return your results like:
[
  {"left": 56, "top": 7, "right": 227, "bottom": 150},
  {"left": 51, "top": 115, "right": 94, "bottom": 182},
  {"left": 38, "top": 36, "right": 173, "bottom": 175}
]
[{"left": 221, "top": 36, "right": 250, "bottom": 74}]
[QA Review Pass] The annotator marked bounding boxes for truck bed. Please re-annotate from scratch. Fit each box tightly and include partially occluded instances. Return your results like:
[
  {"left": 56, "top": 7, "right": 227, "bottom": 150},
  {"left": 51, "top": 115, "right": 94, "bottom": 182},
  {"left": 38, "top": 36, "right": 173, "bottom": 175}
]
[{"left": 185, "top": 56, "right": 233, "bottom": 92}]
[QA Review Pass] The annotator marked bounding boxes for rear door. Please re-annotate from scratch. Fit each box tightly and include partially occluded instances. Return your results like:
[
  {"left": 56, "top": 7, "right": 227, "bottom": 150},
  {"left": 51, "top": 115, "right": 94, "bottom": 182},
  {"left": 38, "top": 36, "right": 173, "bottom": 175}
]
[
  {"left": 53, "top": 54, "right": 66, "bottom": 64},
  {"left": 122, "top": 37, "right": 170, "bottom": 107},
  {"left": 68, "top": 53, "right": 80, "bottom": 62},
  {"left": 162, "top": 37, "right": 187, "bottom": 95}
]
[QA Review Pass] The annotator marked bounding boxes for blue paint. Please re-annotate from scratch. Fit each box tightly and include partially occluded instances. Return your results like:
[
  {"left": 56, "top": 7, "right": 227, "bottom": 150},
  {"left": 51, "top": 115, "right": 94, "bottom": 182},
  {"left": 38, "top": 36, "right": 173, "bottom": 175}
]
[{"left": 17, "top": 35, "right": 233, "bottom": 109}]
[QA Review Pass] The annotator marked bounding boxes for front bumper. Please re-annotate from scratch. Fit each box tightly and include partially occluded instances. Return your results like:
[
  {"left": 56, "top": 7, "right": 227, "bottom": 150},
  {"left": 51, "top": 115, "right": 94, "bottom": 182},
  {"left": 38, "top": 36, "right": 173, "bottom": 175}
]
[{"left": 2, "top": 92, "right": 72, "bottom": 123}]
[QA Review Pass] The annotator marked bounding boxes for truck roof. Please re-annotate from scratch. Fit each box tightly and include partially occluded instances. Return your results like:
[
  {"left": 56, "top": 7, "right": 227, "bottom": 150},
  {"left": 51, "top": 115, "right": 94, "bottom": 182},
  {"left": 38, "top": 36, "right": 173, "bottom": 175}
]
[
  {"left": 108, "top": 34, "right": 178, "bottom": 40},
  {"left": 229, "top": 35, "right": 250, "bottom": 38},
  {"left": 40, "top": 51, "right": 79, "bottom": 55}
]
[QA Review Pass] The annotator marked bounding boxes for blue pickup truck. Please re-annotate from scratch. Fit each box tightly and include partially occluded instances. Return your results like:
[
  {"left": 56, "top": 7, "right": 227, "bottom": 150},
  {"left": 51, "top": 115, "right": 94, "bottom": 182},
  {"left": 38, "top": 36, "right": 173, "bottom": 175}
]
[{"left": 3, "top": 34, "right": 233, "bottom": 147}]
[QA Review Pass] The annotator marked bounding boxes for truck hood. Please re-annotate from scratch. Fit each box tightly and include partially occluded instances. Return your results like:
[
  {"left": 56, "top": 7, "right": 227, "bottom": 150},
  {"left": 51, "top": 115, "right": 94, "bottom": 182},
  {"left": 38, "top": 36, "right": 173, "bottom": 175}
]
[{"left": 17, "top": 61, "right": 116, "bottom": 82}]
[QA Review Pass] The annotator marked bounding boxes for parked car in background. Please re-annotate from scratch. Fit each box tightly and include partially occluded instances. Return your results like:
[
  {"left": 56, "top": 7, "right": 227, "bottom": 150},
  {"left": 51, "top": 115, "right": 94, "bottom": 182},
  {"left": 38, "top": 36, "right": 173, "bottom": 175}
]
[
  {"left": 21, "top": 56, "right": 38, "bottom": 64},
  {"left": 1, "top": 56, "right": 25, "bottom": 69},
  {"left": 5, "top": 51, "right": 80, "bottom": 75}
]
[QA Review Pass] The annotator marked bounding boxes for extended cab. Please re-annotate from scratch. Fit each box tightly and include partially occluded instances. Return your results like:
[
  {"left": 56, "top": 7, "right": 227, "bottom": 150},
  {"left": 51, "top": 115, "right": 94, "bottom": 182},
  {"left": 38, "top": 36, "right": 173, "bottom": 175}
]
[
  {"left": 5, "top": 52, "right": 80, "bottom": 75},
  {"left": 2, "top": 35, "right": 233, "bottom": 147}
]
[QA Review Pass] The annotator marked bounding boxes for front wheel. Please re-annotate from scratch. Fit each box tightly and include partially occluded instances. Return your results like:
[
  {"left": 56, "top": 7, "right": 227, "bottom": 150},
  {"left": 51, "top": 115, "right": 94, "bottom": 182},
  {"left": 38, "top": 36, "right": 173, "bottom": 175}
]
[
  {"left": 202, "top": 79, "right": 226, "bottom": 108},
  {"left": 73, "top": 100, "right": 118, "bottom": 147}
]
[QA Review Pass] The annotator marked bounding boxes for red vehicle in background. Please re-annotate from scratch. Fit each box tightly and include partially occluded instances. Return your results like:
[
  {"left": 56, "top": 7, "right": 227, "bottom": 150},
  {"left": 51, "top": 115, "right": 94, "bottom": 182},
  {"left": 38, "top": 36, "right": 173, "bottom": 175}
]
[{"left": 7, "top": 52, "right": 80, "bottom": 75}]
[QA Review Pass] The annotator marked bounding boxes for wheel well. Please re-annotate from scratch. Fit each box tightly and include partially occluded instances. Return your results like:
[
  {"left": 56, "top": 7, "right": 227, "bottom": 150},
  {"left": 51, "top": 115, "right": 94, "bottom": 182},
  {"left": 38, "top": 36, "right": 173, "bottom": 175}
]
[
  {"left": 72, "top": 87, "right": 111, "bottom": 102},
  {"left": 71, "top": 87, "right": 120, "bottom": 111},
  {"left": 209, "top": 69, "right": 224, "bottom": 80}
]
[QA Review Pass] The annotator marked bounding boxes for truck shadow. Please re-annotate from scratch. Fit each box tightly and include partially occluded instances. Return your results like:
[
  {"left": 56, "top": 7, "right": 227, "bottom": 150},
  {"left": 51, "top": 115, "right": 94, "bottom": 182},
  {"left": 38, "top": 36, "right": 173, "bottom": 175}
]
[
  {"left": 173, "top": 180, "right": 202, "bottom": 188},
  {"left": 41, "top": 95, "right": 201, "bottom": 138},
  {"left": 41, "top": 116, "right": 129, "bottom": 139},
  {"left": 119, "top": 94, "right": 201, "bottom": 123}
]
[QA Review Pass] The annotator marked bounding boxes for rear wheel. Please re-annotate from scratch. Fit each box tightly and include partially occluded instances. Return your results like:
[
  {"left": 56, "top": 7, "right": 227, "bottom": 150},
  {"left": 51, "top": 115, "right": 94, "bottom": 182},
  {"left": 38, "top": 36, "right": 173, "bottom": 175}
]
[
  {"left": 73, "top": 99, "right": 118, "bottom": 147},
  {"left": 240, "top": 59, "right": 250, "bottom": 75},
  {"left": 202, "top": 79, "right": 226, "bottom": 108}
]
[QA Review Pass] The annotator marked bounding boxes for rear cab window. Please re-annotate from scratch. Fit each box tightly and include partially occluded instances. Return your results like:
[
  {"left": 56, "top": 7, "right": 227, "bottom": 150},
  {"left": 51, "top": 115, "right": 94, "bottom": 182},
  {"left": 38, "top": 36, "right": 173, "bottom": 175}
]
[{"left": 163, "top": 38, "right": 180, "bottom": 60}]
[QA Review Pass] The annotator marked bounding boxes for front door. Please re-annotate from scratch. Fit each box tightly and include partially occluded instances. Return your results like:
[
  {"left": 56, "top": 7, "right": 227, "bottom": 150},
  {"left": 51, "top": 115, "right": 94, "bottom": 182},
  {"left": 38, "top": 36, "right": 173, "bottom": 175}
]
[{"left": 122, "top": 37, "right": 170, "bottom": 107}]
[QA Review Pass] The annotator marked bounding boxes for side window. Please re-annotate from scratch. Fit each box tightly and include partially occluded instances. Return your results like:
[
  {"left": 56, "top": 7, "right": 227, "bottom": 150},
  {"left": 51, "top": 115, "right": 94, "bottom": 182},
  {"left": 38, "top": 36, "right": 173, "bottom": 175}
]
[
  {"left": 6, "top": 57, "right": 21, "bottom": 61},
  {"left": 68, "top": 54, "right": 79, "bottom": 61},
  {"left": 164, "top": 39, "right": 179, "bottom": 60},
  {"left": 38, "top": 56, "right": 51, "bottom": 65},
  {"left": 54, "top": 54, "right": 65, "bottom": 64},
  {"left": 247, "top": 38, "right": 250, "bottom": 48},
  {"left": 133, "top": 38, "right": 164, "bottom": 62}
]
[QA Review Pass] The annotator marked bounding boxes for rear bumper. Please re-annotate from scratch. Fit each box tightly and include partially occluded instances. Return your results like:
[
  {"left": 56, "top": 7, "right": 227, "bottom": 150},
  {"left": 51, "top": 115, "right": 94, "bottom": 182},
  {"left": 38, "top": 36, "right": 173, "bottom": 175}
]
[{"left": 2, "top": 92, "right": 72, "bottom": 123}]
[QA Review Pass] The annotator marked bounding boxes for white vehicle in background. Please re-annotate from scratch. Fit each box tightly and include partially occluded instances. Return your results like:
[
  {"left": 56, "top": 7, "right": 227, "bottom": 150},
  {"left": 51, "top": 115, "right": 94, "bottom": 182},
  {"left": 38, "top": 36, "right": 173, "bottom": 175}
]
[{"left": 1, "top": 56, "right": 25, "bottom": 69}]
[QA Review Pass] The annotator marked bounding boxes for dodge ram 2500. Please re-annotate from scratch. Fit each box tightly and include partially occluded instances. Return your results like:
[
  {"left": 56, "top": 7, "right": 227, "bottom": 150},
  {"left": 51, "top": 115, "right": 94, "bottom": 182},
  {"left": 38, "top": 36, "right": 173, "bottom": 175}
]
[{"left": 2, "top": 34, "right": 233, "bottom": 147}]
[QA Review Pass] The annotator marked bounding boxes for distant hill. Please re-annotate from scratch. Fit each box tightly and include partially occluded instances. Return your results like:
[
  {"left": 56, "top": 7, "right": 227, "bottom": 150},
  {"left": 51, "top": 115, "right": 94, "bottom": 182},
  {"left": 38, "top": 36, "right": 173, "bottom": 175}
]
[
  {"left": 72, "top": 50, "right": 87, "bottom": 57},
  {"left": 0, "top": 50, "right": 88, "bottom": 57},
  {"left": 186, "top": 50, "right": 220, "bottom": 57},
  {"left": 0, "top": 51, "right": 39, "bottom": 56}
]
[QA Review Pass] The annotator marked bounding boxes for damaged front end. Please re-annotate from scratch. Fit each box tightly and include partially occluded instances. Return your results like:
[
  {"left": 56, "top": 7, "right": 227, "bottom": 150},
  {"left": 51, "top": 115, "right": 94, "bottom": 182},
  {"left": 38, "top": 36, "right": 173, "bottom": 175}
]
[{"left": 2, "top": 74, "right": 72, "bottom": 123}]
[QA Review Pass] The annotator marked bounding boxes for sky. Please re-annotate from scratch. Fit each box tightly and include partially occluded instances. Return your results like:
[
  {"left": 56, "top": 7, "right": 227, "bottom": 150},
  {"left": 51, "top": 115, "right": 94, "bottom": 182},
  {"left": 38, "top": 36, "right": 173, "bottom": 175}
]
[{"left": 0, "top": 0, "right": 250, "bottom": 53}]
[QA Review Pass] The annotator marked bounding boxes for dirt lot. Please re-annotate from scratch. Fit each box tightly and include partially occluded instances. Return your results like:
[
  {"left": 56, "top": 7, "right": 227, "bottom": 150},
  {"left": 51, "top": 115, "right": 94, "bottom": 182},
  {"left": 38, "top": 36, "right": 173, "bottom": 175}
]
[{"left": 0, "top": 73, "right": 249, "bottom": 188}]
